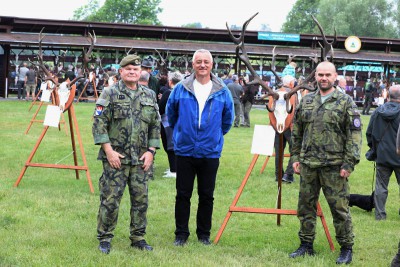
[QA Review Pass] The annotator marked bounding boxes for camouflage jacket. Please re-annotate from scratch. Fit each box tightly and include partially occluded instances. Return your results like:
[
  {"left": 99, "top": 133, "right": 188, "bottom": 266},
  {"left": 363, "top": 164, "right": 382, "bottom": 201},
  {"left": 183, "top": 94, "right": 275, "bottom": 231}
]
[
  {"left": 291, "top": 89, "right": 362, "bottom": 172},
  {"left": 92, "top": 80, "right": 161, "bottom": 165}
]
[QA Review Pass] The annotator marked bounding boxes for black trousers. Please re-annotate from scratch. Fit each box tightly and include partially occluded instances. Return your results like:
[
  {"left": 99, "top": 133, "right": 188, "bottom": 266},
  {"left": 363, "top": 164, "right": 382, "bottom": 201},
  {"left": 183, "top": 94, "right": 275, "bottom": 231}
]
[
  {"left": 160, "top": 124, "right": 176, "bottom": 172},
  {"left": 274, "top": 128, "right": 293, "bottom": 178},
  {"left": 174, "top": 156, "right": 219, "bottom": 239}
]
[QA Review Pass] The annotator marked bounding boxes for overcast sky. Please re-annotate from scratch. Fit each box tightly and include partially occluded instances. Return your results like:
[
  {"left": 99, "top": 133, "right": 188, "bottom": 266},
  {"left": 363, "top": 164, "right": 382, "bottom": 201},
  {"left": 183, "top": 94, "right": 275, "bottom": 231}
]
[{"left": 0, "top": 0, "right": 296, "bottom": 32}]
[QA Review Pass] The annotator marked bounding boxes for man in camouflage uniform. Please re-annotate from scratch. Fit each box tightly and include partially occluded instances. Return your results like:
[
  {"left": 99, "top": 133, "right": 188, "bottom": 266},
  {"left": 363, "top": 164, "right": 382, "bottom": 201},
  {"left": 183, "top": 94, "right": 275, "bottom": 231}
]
[
  {"left": 92, "top": 54, "right": 160, "bottom": 254},
  {"left": 289, "top": 61, "right": 362, "bottom": 265}
]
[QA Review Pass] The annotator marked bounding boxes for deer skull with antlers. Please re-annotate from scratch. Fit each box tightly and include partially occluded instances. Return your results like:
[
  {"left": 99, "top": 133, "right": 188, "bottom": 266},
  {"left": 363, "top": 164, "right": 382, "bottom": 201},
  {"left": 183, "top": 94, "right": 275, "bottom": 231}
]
[{"left": 226, "top": 13, "right": 336, "bottom": 133}]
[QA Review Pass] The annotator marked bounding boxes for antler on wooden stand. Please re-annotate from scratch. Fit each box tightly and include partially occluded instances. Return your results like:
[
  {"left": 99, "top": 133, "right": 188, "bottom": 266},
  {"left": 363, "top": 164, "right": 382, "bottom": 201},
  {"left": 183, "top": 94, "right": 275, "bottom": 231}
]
[{"left": 226, "top": 12, "right": 280, "bottom": 112}]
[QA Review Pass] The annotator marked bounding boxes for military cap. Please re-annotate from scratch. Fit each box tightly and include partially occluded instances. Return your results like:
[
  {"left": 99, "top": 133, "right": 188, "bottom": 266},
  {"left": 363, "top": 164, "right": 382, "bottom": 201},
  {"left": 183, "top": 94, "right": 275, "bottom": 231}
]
[{"left": 120, "top": 55, "right": 141, "bottom": 67}]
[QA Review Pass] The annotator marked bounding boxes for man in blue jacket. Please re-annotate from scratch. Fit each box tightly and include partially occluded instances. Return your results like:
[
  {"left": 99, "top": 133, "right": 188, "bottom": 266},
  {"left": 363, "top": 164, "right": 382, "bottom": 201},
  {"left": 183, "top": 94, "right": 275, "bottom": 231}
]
[{"left": 167, "top": 49, "right": 234, "bottom": 246}]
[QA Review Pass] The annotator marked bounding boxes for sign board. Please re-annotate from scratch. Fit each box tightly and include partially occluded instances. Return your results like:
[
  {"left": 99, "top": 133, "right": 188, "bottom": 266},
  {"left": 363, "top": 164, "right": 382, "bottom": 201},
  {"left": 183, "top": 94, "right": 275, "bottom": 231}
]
[
  {"left": 258, "top": 32, "right": 300, "bottom": 42},
  {"left": 251, "top": 125, "right": 276, "bottom": 156},
  {"left": 345, "top": 36, "right": 362, "bottom": 53}
]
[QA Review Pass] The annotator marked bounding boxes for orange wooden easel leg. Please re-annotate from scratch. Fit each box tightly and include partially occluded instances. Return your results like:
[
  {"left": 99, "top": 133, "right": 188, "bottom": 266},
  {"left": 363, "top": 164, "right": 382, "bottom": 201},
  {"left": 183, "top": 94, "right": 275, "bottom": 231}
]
[
  {"left": 25, "top": 101, "right": 44, "bottom": 134},
  {"left": 28, "top": 89, "right": 42, "bottom": 111},
  {"left": 69, "top": 105, "right": 94, "bottom": 193},
  {"left": 317, "top": 202, "right": 335, "bottom": 251},
  {"left": 15, "top": 126, "right": 49, "bottom": 187},
  {"left": 214, "top": 154, "right": 259, "bottom": 244}
]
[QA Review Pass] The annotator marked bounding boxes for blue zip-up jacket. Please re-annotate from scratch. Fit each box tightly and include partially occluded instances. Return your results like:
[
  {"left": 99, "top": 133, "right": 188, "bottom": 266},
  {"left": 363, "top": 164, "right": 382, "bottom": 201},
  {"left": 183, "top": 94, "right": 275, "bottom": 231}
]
[{"left": 166, "top": 72, "right": 234, "bottom": 158}]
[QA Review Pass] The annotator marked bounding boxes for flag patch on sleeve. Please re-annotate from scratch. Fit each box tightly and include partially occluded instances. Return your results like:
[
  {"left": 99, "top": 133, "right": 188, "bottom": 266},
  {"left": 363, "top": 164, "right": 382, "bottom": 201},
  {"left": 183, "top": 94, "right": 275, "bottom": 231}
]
[{"left": 95, "top": 105, "right": 104, "bottom": 116}]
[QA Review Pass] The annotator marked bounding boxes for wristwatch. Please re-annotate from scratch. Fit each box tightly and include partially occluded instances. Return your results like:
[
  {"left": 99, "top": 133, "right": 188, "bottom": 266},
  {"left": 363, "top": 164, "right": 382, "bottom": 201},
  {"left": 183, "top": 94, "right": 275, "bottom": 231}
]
[{"left": 147, "top": 148, "right": 156, "bottom": 156}]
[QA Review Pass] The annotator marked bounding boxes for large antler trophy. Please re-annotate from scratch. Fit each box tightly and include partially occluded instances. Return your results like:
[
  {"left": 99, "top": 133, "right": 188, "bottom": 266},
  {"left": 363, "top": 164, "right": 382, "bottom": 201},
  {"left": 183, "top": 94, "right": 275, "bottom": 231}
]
[
  {"left": 214, "top": 13, "right": 336, "bottom": 250},
  {"left": 15, "top": 28, "right": 94, "bottom": 193},
  {"left": 77, "top": 31, "right": 98, "bottom": 102}
]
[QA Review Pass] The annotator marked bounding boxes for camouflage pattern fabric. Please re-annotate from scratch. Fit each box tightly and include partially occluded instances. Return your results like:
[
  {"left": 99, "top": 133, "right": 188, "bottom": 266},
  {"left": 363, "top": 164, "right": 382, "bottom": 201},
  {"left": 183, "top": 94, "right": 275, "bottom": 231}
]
[
  {"left": 291, "top": 89, "right": 362, "bottom": 247},
  {"left": 291, "top": 89, "right": 362, "bottom": 172},
  {"left": 92, "top": 80, "right": 160, "bottom": 242},
  {"left": 93, "top": 80, "right": 160, "bottom": 166},
  {"left": 298, "top": 164, "right": 354, "bottom": 247},
  {"left": 97, "top": 162, "right": 150, "bottom": 243}
]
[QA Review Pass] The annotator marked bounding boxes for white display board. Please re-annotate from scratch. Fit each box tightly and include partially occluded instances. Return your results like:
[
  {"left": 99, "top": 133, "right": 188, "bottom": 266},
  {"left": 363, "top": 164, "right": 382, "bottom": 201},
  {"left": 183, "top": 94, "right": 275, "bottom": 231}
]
[
  {"left": 250, "top": 125, "right": 276, "bottom": 156},
  {"left": 43, "top": 105, "right": 61, "bottom": 128}
]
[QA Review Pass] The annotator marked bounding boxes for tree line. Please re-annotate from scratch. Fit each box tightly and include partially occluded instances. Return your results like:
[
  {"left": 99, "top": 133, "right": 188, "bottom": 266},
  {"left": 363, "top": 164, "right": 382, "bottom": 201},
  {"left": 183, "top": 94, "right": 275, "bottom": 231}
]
[{"left": 72, "top": 0, "right": 400, "bottom": 38}]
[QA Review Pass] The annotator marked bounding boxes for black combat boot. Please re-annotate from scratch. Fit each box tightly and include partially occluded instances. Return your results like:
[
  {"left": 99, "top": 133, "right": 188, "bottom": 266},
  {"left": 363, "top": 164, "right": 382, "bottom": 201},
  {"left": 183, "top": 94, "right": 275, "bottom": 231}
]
[
  {"left": 391, "top": 243, "right": 400, "bottom": 267},
  {"left": 289, "top": 242, "right": 315, "bottom": 258},
  {"left": 336, "top": 246, "right": 352, "bottom": 264},
  {"left": 98, "top": 241, "right": 111, "bottom": 254}
]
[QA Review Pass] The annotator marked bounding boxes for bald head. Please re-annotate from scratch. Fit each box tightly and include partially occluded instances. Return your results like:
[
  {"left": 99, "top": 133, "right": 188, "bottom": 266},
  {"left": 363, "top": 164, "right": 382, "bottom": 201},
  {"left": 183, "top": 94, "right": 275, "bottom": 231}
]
[
  {"left": 315, "top": 61, "right": 338, "bottom": 92},
  {"left": 316, "top": 61, "right": 337, "bottom": 73},
  {"left": 389, "top": 85, "right": 400, "bottom": 102}
]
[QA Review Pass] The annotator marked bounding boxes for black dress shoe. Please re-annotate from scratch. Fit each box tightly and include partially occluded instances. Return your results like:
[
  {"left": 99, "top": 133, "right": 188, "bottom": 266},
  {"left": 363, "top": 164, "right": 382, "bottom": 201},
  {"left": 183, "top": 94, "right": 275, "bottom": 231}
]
[
  {"left": 173, "top": 236, "right": 188, "bottom": 246},
  {"left": 289, "top": 243, "right": 315, "bottom": 258},
  {"left": 131, "top": 239, "right": 153, "bottom": 251},
  {"left": 336, "top": 247, "right": 352, "bottom": 264},
  {"left": 198, "top": 237, "right": 211, "bottom": 245},
  {"left": 98, "top": 241, "right": 111, "bottom": 254}
]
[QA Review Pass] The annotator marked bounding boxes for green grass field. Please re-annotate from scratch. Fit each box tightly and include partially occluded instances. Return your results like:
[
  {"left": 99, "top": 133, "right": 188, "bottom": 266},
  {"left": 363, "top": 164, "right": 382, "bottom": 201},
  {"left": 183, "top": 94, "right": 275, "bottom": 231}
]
[{"left": 0, "top": 100, "right": 398, "bottom": 266}]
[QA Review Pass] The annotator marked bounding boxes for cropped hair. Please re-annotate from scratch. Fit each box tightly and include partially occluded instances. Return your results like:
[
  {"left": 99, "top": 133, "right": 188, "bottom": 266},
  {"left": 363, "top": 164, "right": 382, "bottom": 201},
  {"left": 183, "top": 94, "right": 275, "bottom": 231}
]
[{"left": 192, "top": 49, "right": 213, "bottom": 63}]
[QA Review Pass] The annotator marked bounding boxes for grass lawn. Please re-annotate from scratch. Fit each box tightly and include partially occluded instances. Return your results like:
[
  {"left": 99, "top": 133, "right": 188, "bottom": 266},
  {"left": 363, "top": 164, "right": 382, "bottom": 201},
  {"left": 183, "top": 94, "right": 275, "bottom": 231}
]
[{"left": 0, "top": 100, "right": 398, "bottom": 266}]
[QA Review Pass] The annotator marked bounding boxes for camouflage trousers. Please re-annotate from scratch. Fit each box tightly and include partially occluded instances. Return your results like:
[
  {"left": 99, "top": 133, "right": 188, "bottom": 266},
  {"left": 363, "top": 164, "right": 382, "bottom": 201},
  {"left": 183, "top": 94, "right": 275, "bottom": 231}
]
[
  {"left": 97, "top": 161, "right": 150, "bottom": 243},
  {"left": 297, "top": 164, "right": 354, "bottom": 247}
]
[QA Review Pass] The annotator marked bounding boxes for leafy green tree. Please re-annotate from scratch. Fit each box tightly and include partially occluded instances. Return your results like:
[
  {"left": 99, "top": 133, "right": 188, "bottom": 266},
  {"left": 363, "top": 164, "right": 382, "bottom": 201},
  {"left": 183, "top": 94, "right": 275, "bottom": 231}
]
[
  {"left": 317, "top": 0, "right": 396, "bottom": 38},
  {"left": 281, "top": 0, "right": 320, "bottom": 33},
  {"left": 72, "top": 0, "right": 162, "bottom": 25},
  {"left": 181, "top": 22, "right": 203, "bottom": 28},
  {"left": 72, "top": 0, "right": 101, "bottom": 21}
]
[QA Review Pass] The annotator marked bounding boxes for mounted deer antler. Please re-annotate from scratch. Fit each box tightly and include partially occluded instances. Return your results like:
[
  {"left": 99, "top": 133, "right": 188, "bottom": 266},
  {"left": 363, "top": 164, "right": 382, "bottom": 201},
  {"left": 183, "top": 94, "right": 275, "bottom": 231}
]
[
  {"left": 226, "top": 12, "right": 279, "bottom": 113},
  {"left": 82, "top": 31, "right": 96, "bottom": 76},
  {"left": 28, "top": 28, "right": 59, "bottom": 87},
  {"left": 312, "top": 15, "right": 337, "bottom": 62},
  {"left": 125, "top": 46, "right": 135, "bottom": 56}
]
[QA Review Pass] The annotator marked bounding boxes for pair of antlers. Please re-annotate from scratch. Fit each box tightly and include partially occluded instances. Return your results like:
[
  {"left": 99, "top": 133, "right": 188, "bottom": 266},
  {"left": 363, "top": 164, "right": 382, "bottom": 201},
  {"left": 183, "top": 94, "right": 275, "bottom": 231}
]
[{"left": 226, "top": 13, "right": 337, "bottom": 113}]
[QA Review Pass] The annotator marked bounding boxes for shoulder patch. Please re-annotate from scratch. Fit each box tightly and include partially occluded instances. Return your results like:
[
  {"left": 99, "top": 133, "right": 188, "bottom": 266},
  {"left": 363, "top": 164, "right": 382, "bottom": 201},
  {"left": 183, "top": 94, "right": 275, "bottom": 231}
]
[{"left": 94, "top": 105, "right": 104, "bottom": 116}]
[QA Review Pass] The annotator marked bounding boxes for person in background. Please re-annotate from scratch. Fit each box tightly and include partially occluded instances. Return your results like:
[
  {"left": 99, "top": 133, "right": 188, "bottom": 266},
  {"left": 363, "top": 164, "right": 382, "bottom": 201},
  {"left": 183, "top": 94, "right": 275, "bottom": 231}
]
[
  {"left": 227, "top": 74, "right": 244, "bottom": 127},
  {"left": 223, "top": 73, "right": 233, "bottom": 85},
  {"left": 241, "top": 79, "right": 258, "bottom": 127},
  {"left": 366, "top": 85, "right": 400, "bottom": 221},
  {"left": 64, "top": 64, "right": 76, "bottom": 82},
  {"left": 138, "top": 70, "right": 150, "bottom": 86},
  {"left": 362, "top": 79, "right": 375, "bottom": 115},
  {"left": 17, "top": 62, "right": 29, "bottom": 100},
  {"left": 159, "top": 71, "right": 183, "bottom": 178},
  {"left": 141, "top": 56, "right": 159, "bottom": 95},
  {"left": 25, "top": 65, "right": 37, "bottom": 101},
  {"left": 336, "top": 76, "right": 347, "bottom": 93},
  {"left": 92, "top": 54, "right": 160, "bottom": 254},
  {"left": 289, "top": 61, "right": 362, "bottom": 265},
  {"left": 167, "top": 49, "right": 234, "bottom": 246}
]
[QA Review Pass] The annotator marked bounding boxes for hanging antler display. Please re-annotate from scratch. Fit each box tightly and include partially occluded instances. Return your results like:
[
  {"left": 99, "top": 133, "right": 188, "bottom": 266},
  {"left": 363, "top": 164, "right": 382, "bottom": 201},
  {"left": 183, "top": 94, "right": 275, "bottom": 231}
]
[
  {"left": 227, "top": 13, "right": 336, "bottom": 133},
  {"left": 29, "top": 28, "right": 84, "bottom": 112},
  {"left": 312, "top": 15, "right": 337, "bottom": 62},
  {"left": 226, "top": 12, "right": 280, "bottom": 113}
]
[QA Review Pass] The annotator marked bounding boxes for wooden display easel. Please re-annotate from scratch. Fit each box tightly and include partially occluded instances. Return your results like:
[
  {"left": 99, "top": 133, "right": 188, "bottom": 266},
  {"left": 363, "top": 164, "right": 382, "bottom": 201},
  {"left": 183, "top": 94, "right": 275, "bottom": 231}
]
[
  {"left": 15, "top": 85, "right": 94, "bottom": 193},
  {"left": 76, "top": 73, "right": 98, "bottom": 103},
  {"left": 214, "top": 134, "right": 334, "bottom": 251},
  {"left": 25, "top": 90, "right": 68, "bottom": 135},
  {"left": 28, "top": 87, "right": 42, "bottom": 112}
]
